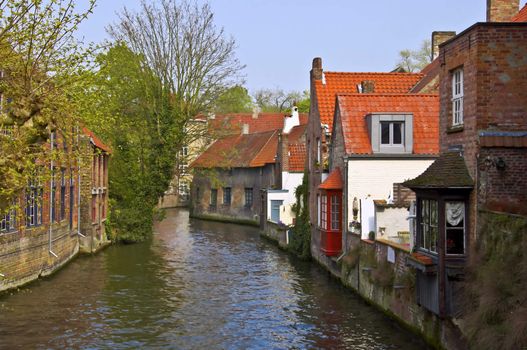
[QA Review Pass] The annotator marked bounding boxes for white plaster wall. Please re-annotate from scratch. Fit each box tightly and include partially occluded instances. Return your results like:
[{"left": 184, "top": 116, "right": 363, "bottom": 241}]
[
  {"left": 346, "top": 158, "right": 433, "bottom": 237},
  {"left": 266, "top": 172, "right": 303, "bottom": 225},
  {"left": 376, "top": 206, "right": 411, "bottom": 241}
]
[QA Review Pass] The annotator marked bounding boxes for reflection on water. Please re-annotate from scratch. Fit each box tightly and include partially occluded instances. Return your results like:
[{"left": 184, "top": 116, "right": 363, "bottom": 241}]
[{"left": 0, "top": 209, "right": 429, "bottom": 349}]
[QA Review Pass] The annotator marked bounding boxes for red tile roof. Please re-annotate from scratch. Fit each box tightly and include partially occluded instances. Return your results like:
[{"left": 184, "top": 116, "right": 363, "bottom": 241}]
[
  {"left": 82, "top": 127, "right": 111, "bottom": 153},
  {"left": 336, "top": 93, "right": 439, "bottom": 155},
  {"left": 191, "top": 130, "right": 278, "bottom": 168},
  {"left": 319, "top": 168, "right": 343, "bottom": 190},
  {"left": 288, "top": 143, "right": 306, "bottom": 172},
  {"left": 209, "top": 112, "right": 308, "bottom": 135},
  {"left": 287, "top": 124, "right": 307, "bottom": 142},
  {"left": 512, "top": 4, "right": 527, "bottom": 22},
  {"left": 315, "top": 72, "right": 424, "bottom": 128}
]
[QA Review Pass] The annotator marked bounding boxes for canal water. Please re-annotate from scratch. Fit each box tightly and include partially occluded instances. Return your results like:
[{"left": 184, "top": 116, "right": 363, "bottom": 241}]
[{"left": 0, "top": 209, "right": 429, "bottom": 349}]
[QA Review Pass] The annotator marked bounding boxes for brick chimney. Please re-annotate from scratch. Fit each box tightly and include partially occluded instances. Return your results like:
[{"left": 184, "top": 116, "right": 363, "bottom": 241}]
[
  {"left": 361, "top": 80, "right": 375, "bottom": 93},
  {"left": 431, "top": 31, "right": 456, "bottom": 60},
  {"left": 487, "top": 0, "right": 519, "bottom": 22},
  {"left": 311, "top": 57, "right": 323, "bottom": 81}
]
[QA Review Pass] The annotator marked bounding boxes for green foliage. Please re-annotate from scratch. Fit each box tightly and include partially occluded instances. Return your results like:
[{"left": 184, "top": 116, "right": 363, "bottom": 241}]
[
  {"left": 213, "top": 85, "right": 253, "bottom": 113},
  {"left": 78, "top": 44, "right": 181, "bottom": 243},
  {"left": 463, "top": 211, "right": 527, "bottom": 350},
  {"left": 0, "top": 0, "right": 96, "bottom": 211},
  {"left": 288, "top": 172, "right": 311, "bottom": 260},
  {"left": 396, "top": 39, "right": 431, "bottom": 72}
]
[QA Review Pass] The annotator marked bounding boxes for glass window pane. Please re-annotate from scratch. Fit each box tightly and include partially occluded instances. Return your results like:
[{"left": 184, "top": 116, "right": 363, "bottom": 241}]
[
  {"left": 381, "top": 123, "right": 390, "bottom": 144},
  {"left": 393, "top": 122, "right": 403, "bottom": 144}
]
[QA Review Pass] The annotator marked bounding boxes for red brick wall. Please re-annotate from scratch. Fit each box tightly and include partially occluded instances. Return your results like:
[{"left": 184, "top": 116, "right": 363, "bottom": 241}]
[{"left": 478, "top": 147, "right": 527, "bottom": 215}]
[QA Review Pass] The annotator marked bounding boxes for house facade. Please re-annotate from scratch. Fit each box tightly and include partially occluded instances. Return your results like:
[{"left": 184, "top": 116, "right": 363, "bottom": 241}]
[
  {"left": 313, "top": 93, "right": 439, "bottom": 263},
  {"left": 1, "top": 126, "right": 111, "bottom": 292},
  {"left": 161, "top": 111, "right": 307, "bottom": 209},
  {"left": 79, "top": 128, "right": 111, "bottom": 253},
  {"left": 190, "top": 130, "right": 279, "bottom": 225},
  {"left": 404, "top": 12, "right": 527, "bottom": 318}
]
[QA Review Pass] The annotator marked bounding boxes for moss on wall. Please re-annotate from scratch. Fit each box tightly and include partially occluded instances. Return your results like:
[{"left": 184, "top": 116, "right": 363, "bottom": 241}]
[{"left": 463, "top": 211, "right": 527, "bottom": 350}]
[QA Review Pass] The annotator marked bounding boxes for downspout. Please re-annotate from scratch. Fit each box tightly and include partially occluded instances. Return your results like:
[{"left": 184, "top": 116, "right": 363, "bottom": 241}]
[
  {"left": 49, "top": 131, "right": 58, "bottom": 258},
  {"left": 77, "top": 126, "right": 86, "bottom": 239}
]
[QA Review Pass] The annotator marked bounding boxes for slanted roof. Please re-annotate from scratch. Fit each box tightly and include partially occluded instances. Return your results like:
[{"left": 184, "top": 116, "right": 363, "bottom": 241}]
[
  {"left": 403, "top": 152, "right": 474, "bottom": 189},
  {"left": 512, "top": 4, "right": 527, "bottom": 22},
  {"left": 288, "top": 143, "right": 306, "bottom": 172},
  {"left": 319, "top": 168, "right": 342, "bottom": 190},
  {"left": 411, "top": 58, "right": 440, "bottom": 93},
  {"left": 336, "top": 93, "right": 439, "bottom": 155},
  {"left": 209, "top": 112, "right": 308, "bottom": 135},
  {"left": 82, "top": 127, "right": 111, "bottom": 153},
  {"left": 191, "top": 130, "right": 278, "bottom": 168},
  {"left": 315, "top": 72, "right": 423, "bottom": 128}
]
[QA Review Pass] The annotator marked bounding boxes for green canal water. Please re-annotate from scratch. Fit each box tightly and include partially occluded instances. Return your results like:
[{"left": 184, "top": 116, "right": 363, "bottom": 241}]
[{"left": 0, "top": 209, "right": 430, "bottom": 349}]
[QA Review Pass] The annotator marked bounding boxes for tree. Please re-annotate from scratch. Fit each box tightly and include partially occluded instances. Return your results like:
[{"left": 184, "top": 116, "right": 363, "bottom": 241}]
[
  {"left": 253, "top": 88, "right": 307, "bottom": 113},
  {"left": 79, "top": 0, "right": 244, "bottom": 242},
  {"left": 395, "top": 39, "right": 431, "bottom": 72},
  {"left": 0, "top": 0, "right": 96, "bottom": 211},
  {"left": 213, "top": 85, "right": 253, "bottom": 113},
  {"left": 107, "top": 0, "right": 244, "bottom": 119}
]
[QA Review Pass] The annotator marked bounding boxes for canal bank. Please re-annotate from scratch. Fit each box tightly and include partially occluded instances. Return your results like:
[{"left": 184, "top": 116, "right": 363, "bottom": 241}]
[
  {"left": 261, "top": 223, "right": 466, "bottom": 350},
  {"left": 0, "top": 208, "right": 430, "bottom": 349}
]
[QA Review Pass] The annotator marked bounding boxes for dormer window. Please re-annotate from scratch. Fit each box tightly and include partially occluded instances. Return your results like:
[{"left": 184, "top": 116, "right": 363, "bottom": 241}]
[
  {"left": 452, "top": 68, "right": 463, "bottom": 126},
  {"left": 381, "top": 121, "right": 404, "bottom": 146},
  {"left": 368, "top": 114, "right": 413, "bottom": 154}
]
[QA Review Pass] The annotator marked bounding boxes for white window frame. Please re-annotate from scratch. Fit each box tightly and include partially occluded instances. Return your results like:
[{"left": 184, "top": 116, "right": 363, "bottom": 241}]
[
  {"left": 452, "top": 68, "right": 464, "bottom": 126},
  {"left": 380, "top": 121, "right": 405, "bottom": 146}
]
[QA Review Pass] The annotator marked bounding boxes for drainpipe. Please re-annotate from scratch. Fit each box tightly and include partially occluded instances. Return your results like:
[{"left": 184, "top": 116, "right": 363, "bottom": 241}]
[
  {"left": 77, "top": 126, "right": 85, "bottom": 239},
  {"left": 49, "top": 131, "right": 58, "bottom": 258},
  {"left": 336, "top": 158, "right": 349, "bottom": 262}
]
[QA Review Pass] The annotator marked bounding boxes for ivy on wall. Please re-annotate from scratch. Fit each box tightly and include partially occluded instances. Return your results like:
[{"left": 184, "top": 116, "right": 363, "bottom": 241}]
[
  {"left": 463, "top": 211, "right": 527, "bottom": 350},
  {"left": 288, "top": 172, "right": 311, "bottom": 260}
]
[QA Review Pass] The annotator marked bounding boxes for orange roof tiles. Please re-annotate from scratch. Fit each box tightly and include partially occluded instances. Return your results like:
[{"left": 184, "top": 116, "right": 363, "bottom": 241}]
[
  {"left": 319, "top": 168, "right": 343, "bottom": 190},
  {"left": 209, "top": 112, "right": 308, "bottom": 135},
  {"left": 82, "top": 127, "right": 111, "bottom": 153},
  {"left": 288, "top": 143, "right": 306, "bottom": 172},
  {"left": 315, "top": 72, "right": 423, "bottom": 128},
  {"left": 512, "top": 4, "right": 527, "bottom": 22},
  {"left": 336, "top": 93, "right": 439, "bottom": 155},
  {"left": 191, "top": 130, "right": 278, "bottom": 168}
]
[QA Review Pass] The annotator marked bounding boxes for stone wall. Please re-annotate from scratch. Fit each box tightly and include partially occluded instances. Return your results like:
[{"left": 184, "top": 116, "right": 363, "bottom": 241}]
[
  {"left": 0, "top": 221, "right": 79, "bottom": 292},
  {"left": 311, "top": 232, "right": 468, "bottom": 349},
  {"left": 261, "top": 221, "right": 288, "bottom": 249},
  {"left": 191, "top": 164, "right": 276, "bottom": 224}
]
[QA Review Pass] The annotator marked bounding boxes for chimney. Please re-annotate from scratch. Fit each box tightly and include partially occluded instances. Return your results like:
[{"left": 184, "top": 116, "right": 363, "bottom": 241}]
[
  {"left": 283, "top": 106, "right": 300, "bottom": 134},
  {"left": 242, "top": 123, "right": 249, "bottom": 134},
  {"left": 431, "top": 31, "right": 456, "bottom": 60},
  {"left": 311, "top": 57, "right": 323, "bottom": 81},
  {"left": 252, "top": 106, "right": 259, "bottom": 119},
  {"left": 487, "top": 0, "right": 519, "bottom": 22},
  {"left": 361, "top": 80, "right": 375, "bottom": 93}
]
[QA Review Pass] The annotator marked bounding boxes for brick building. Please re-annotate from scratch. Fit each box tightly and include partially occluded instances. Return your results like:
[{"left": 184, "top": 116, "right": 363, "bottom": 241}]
[
  {"left": 405, "top": 0, "right": 527, "bottom": 318},
  {"left": 79, "top": 128, "right": 111, "bottom": 253},
  {"left": 161, "top": 111, "right": 307, "bottom": 208},
  {"left": 0, "top": 127, "right": 111, "bottom": 292},
  {"left": 190, "top": 129, "right": 280, "bottom": 225},
  {"left": 305, "top": 59, "right": 427, "bottom": 263}
]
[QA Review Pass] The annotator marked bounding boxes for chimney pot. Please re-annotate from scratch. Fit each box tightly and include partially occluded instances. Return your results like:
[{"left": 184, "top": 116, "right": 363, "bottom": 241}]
[
  {"left": 311, "top": 57, "right": 323, "bottom": 81},
  {"left": 242, "top": 123, "right": 249, "bottom": 134},
  {"left": 361, "top": 80, "right": 375, "bottom": 93}
]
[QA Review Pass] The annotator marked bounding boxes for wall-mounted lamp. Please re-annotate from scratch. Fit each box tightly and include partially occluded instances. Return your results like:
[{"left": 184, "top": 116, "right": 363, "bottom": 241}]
[{"left": 484, "top": 156, "right": 506, "bottom": 171}]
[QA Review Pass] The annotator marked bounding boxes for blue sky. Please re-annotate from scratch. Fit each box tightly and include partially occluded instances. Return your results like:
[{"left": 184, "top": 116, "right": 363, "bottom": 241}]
[{"left": 77, "top": 0, "right": 527, "bottom": 93}]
